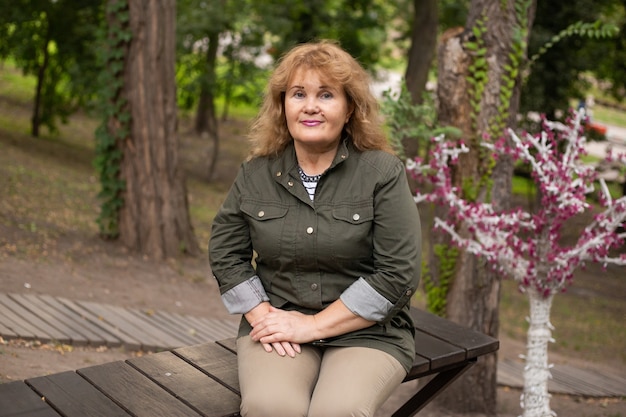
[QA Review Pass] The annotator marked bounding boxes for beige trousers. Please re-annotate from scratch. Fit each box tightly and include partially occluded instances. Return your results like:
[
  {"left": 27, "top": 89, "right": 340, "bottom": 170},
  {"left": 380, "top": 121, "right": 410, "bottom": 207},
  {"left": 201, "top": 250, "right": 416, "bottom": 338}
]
[{"left": 236, "top": 336, "right": 406, "bottom": 417}]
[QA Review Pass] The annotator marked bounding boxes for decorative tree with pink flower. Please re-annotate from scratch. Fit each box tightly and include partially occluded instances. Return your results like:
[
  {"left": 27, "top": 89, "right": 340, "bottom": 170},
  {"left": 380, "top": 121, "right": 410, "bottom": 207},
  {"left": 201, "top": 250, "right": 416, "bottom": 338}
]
[{"left": 408, "top": 109, "right": 626, "bottom": 417}]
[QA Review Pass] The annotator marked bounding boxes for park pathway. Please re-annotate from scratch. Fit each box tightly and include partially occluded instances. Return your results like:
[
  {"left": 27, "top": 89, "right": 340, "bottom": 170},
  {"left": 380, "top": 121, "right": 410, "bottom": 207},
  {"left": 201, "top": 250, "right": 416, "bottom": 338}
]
[{"left": 0, "top": 292, "right": 624, "bottom": 398}]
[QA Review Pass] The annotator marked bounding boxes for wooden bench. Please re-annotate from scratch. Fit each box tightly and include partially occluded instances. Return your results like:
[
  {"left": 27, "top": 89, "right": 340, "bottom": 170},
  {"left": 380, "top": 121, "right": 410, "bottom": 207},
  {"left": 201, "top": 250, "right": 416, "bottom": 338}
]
[{"left": 0, "top": 308, "right": 498, "bottom": 417}]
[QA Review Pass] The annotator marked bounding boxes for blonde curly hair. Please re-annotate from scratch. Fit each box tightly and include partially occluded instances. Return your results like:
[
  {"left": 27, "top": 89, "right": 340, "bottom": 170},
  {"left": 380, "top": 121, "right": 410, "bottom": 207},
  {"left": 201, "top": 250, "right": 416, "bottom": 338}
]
[{"left": 248, "top": 40, "right": 392, "bottom": 158}]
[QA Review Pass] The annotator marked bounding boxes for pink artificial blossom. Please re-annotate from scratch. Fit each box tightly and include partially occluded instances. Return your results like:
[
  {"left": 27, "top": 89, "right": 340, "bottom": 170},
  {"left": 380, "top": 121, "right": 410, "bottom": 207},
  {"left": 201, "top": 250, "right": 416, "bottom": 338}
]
[{"left": 408, "top": 109, "right": 626, "bottom": 297}]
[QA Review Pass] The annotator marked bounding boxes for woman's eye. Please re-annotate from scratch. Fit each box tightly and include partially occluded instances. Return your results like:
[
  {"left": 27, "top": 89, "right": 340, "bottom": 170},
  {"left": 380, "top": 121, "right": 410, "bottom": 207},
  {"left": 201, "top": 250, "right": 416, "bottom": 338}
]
[
  {"left": 320, "top": 92, "right": 333, "bottom": 100},
  {"left": 294, "top": 91, "right": 305, "bottom": 98}
]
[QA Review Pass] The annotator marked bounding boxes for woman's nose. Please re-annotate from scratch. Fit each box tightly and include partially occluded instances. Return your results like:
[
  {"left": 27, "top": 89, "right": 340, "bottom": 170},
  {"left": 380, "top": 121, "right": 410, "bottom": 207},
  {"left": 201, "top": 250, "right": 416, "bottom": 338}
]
[{"left": 303, "top": 98, "right": 319, "bottom": 113}]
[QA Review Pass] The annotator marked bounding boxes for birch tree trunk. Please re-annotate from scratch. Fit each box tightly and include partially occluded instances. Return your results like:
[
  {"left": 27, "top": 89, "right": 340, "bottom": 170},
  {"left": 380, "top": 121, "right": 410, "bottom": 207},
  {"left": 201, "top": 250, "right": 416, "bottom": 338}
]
[{"left": 523, "top": 289, "right": 555, "bottom": 417}]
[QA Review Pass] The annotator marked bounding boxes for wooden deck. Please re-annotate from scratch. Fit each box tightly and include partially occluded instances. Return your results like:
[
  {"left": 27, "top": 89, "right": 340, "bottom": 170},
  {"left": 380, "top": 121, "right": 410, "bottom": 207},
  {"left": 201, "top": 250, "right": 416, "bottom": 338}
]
[
  {"left": 0, "top": 293, "right": 239, "bottom": 350},
  {"left": 1, "top": 292, "right": 624, "bottom": 398}
]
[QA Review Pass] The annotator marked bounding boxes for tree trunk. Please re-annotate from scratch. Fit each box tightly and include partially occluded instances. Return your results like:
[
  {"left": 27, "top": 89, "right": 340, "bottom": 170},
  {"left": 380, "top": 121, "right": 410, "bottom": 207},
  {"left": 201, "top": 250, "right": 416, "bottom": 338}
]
[
  {"left": 32, "top": 33, "right": 51, "bottom": 138},
  {"left": 402, "top": 0, "right": 438, "bottom": 160},
  {"left": 118, "top": 0, "right": 200, "bottom": 258},
  {"left": 432, "top": 1, "right": 536, "bottom": 413},
  {"left": 193, "top": 31, "right": 220, "bottom": 181},
  {"left": 523, "top": 289, "right": 555, "bottom": 417},
  {"left": 404, "top": 0, "right": 438, "bottom": 105}
]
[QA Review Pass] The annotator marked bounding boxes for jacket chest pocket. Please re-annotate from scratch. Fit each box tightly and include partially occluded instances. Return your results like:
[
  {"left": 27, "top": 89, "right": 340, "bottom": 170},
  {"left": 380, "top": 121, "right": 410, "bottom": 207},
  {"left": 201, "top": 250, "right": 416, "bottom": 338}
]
[
  {"left": 329, "top": 203, "right": 374, "bottom": 261},
  {"left": 241, "top": 201, "right": 289, "bottom": 260}
]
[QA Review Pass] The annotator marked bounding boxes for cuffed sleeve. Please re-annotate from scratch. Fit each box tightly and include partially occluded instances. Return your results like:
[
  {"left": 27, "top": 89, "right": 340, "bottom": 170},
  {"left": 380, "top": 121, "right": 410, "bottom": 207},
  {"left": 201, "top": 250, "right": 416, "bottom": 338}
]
[
  {"left": 220, "top": 275, "right": 269, "bottom": 314},
  {"left": 340, "top": 277, "right": 393, "bottom": 321}
]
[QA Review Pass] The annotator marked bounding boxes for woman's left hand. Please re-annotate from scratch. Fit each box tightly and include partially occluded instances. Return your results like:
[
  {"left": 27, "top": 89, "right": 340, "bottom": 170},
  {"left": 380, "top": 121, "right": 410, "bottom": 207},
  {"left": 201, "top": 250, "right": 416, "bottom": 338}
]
[{"left": 249, "top": 306, "right": 318, "bottom": 345}]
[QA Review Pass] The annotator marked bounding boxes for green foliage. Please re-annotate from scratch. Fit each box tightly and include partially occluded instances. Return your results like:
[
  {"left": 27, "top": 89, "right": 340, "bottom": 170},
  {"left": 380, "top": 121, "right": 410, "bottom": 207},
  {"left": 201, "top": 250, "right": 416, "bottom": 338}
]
[
  {"left": 521, "top": 0, "right": 623, "bottom": 117},
  {"left": 466, "top": 17, "right": 488, "bottom": 133},
  {"left": 423, "top": 244, "right": 459, "bottom": 316},
  {"left": 381, "top": 84, "right": 460, "bottom": 159},
  {"left": 251, "top": 0, "right": 392, "bottom": 70},
  {"left": 0, "top": 0, "right": 102, "bottom": 135},
  {"left": 527, "top": 20, "right": 619, "bottom": 72},
  {"left": 93, "top": 0, "right": 130, "bottom": 238},
  {"left": 176, "top": 0, "right": 266, "bottom": 117}
]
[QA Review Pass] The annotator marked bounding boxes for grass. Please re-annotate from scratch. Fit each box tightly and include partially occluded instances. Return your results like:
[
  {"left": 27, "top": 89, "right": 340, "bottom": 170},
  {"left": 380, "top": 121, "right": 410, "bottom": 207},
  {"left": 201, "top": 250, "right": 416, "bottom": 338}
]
[
  {"left": 1, "top": 64, "right": 624, "bottom": 370},
  {"left": 0, "top": 60, "right": 36, "bottom": 104},
  {"left": 593, "top": 104, "right": 626, "bottom": 127},
  {"left": 500, "top": 273, "right": 626, "bottom": 365}
]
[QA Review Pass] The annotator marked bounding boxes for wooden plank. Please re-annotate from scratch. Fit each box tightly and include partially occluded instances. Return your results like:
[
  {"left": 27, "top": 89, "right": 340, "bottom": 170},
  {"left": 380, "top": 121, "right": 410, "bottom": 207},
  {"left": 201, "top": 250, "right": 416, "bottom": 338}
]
[
  {"left": 0, "top": 295, "right": 53, "bottom": 341},
  {"left": 0, "top": 294, "right": 70, "bottom": 344},
  {"left": 174, "top": 343, "right": 240, "bottom": 394},
  {"left": 76, "top": 301, "right": 180, "bottom": 350},
  {"left": 496, "top": 358, "right": 524, "bottom": 388},
  {"left": 39, "top": 295, "right": 121, "bottom": 347},
  {"left": 0, "top": 380, "right": 59, "bottom": 417},
  {"left": 497, "top": 359, "right": 626, "bottom": 397},
  {"left": 9, "top": 294, "right": 90, "bottom": 346},
  {"left": 128, "top": 309, "right": 201, "bottom": 346},
  {"left": 404, "top": 351, "right": 430, "bottom": 381},
  {"left": 412, "top": 329, "right": 466, "bottom": 372},
  {"left": 195, "top": 319, "right": 238, "bottom": 342},
  {"left": 215, "top": 338, "right": 237, "bottom": 354},
  {"left": 179, "top": 315, "right": 238, "bottom": 342},
  {"left": 78, "top": 361, "right": 201, "bottom": 417},
  {"left": 0, "top": 320, "right": 18, "bottom": 340},
  {"left": 27, "top": 371, "right": 129, "bottom": 417},
  {"left": 410, "top": 308, "right": 499, "bottom": 358},
  {"left": 128, "top": 351, "right": 240, "bottom": 417},
  {"left": 57, "top": 298, "right": 143, "bottom": 350},
  {"left": 151, "top": 311, "right": 209, "bottom": 344},
  {"left": 551, "top": 365, "right": 626, "bottom": 397}
]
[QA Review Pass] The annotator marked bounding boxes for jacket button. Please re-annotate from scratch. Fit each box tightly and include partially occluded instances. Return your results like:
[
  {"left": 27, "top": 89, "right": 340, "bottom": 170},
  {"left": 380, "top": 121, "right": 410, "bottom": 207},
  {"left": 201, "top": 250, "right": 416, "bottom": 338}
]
[
  {"left": 276, "top": 171, "right": 282, "bottom": 177},
  {"left": 352, "top": 213, "right": 360, "bottom": 221},
  {"left": 258, "top": 211, "right": 265, "bottom": 218},
  {"left": 406, "top": 289, "right": 412, "bottom": 296},
  {"left": 306, "top": 227, "right": 314, "bottom": 234},
  {"left": 288, "top": 181, "right": 294, "bottom": 186},
  {"left": 310, "top": 283, "right": 318, "bottom": 290}
]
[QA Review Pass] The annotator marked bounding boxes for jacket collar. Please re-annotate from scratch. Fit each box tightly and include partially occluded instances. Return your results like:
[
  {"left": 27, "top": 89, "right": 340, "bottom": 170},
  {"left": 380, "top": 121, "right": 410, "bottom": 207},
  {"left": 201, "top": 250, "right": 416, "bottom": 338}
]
[{"left": 271, "top": 139, "right": 352, "bottom": 179}]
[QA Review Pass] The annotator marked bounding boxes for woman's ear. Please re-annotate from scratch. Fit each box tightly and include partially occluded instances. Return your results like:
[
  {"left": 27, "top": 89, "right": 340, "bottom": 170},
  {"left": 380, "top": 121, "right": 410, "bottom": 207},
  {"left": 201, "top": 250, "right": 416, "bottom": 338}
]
[{"left": 345, "top": 104, "right": 355, "bottom": 124}]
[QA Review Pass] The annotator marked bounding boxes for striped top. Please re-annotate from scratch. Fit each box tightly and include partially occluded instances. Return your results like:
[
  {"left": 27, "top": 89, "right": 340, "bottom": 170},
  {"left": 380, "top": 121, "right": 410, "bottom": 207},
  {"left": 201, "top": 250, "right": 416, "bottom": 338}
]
[{"left": 298, "top": 165, "right": 322, "bottom": 201}]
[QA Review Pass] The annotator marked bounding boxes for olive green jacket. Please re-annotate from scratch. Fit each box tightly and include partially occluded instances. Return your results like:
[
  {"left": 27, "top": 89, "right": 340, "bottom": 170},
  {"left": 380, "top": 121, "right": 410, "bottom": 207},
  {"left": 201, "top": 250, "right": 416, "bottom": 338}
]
[{"left": 209, "top": 140, "right": 422, "bottom": 372}]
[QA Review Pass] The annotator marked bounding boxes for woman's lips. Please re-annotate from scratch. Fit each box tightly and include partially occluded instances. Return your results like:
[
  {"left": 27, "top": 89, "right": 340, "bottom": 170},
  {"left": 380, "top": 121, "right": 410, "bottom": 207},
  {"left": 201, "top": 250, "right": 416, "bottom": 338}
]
[{"left": 301, "top": 120, "right": 322, "bottom": 127}]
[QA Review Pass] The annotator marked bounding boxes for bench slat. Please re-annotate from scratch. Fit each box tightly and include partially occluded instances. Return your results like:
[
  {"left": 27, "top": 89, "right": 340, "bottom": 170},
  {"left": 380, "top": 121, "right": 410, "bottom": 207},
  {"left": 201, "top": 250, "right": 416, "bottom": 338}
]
[
  {"left": 0, "top": 381, "right": 59, "bottom": 417},
  {"left": 78, "top": 361, "right": 200, "bottom": 417},
  {"left": 175, "top": 343, "right": 240, "bottom": 394},
  {"left": 26, "top": 371, "right": 128, "bottom": 417},
  {"left": 410, "top": 308, "right": 499, "bottom": 357},
  {"left": 128, "top": 351, "right": 240, "bottom": 417}
]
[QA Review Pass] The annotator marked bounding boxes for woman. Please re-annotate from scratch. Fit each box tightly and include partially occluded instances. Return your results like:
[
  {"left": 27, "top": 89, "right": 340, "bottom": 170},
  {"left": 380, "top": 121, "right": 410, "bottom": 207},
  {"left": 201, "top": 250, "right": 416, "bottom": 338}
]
[{"left": 209, "top": 40, "right": 421, "bottom": 417}]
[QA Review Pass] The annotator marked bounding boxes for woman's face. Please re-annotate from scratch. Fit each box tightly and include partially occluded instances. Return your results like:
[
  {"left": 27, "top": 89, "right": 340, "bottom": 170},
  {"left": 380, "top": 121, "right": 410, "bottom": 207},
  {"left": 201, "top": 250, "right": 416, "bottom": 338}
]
[{"left": 284, "top": 68, "right": 352, "bottom": 152}]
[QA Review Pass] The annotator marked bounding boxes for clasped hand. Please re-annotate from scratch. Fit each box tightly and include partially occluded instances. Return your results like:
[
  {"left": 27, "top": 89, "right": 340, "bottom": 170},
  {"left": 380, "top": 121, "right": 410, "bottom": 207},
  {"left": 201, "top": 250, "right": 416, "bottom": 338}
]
[{"left": 249, "top": 306, "right": 318, "bottom": 358}]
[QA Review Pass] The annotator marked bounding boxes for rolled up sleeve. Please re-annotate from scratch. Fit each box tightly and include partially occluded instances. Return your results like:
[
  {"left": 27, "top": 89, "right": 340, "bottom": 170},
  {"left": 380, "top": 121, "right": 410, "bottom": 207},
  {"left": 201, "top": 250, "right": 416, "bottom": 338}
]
[
  {"left": 340, "top": 277, "right": 393, "bottom": 321},
  {"left": 220, "top": 275, "right": 269, "bottom": 314}
]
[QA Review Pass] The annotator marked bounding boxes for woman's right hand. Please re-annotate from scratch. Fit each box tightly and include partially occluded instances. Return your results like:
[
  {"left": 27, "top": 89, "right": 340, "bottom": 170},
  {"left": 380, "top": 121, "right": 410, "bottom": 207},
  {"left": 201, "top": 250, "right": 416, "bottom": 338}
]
[{"left": 245, "top": 302, "right": 302, "bottom": 358}]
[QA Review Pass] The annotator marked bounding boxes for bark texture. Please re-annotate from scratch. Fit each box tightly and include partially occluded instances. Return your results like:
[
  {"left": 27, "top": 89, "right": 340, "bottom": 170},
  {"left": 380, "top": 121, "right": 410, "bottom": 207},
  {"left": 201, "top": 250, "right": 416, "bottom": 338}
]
[
  {"left": 402, "top": 0, "right": 438, "bottom": 159},
  {"left": 118, "top": 0, "right": 199, "bottom": 258},
  {"left": 194, "top": 31, "right": 220, "bottom": 181},
  {"left": 404, "top": 0, "right": 438, "bottom": 105},
  {"left": 432, "top": 1, "right": 536, "bottom": 414}
]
